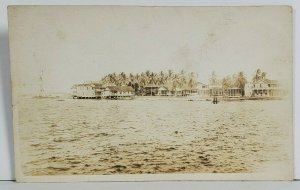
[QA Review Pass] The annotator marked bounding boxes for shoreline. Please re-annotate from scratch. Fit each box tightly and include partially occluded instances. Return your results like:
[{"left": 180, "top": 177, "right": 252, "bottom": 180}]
[{"left": 29, "top": 95, "right": 283, "bottom": 102}]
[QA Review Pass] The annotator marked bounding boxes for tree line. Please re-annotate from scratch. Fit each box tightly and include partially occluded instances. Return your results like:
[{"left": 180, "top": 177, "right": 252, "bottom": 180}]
[
  {"left": 100, "top": 70, "right": 198, "bottom": 93},
  {"left": 98, "top": 69, "right": 266, "bottom": 95}
]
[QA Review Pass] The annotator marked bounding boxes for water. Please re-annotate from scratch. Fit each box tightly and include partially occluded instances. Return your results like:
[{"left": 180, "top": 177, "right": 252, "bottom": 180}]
[{"left": 17, "top": 97, "right": 292, "bottom": 175}]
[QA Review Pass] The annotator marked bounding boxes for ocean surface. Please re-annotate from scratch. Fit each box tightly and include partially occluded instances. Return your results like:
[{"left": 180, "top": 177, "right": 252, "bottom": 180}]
[{"left": 17, "top": 96, "right": 292, "bottom": 175}]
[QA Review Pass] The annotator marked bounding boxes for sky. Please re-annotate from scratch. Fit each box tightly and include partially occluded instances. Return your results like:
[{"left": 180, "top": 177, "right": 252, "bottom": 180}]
[{"left": 9, "top": 6, "right": 292, "bottom": 94}]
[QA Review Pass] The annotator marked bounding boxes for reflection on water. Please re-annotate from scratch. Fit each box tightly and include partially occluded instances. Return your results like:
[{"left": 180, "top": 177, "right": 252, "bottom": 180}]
[{"left": 18, "top": 97, "right": 291, "bottom": 175}]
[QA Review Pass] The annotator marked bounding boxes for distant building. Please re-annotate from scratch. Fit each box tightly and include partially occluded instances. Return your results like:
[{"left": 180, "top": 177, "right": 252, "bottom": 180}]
[
  {"left": 181, "top": 84, "right": 198, "bottom": 96},
  {"left": 157, "top": 86, "right": 171, "bottom": 96},
  {"left": 182, "top": 87, "right": 191, "bottom": 96},
  {"left": 209, "top": 84, "right": 223, "bottom": 96},
  {"left": 244, "top": 83, "right": 253, "bottom": 97},
  {"left": 93, "top": 83, "right": 105, "bottom": 98},
  {"left": 102, "top": 85, "right": 135, "bottom": 99},
  {"left": 196, "top": 83, "right": 210, "bottom": 97},
  {"left": 144, "top": 84, "right": 159, "bottom": 96},
  {"left": 223, "top": 87, "right": 243, "bottom": 98},
  {"left": 72, "top": 82, "right": 104, "bottom": 99},
  {"left": 245, "top": 79, "right": 283, "bottom": 97},
  {"left": 173, "top": 87, "right": 183, "bottom": 96},
  {"left": 208, "top": 76, "right": 223, "bottom": 96},
  {"left": 72, "top": 83, "right": 97, "bottom": 99}
]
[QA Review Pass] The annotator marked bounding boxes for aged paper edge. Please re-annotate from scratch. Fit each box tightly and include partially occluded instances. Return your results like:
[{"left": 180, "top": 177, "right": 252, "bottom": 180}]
[{"left": 7, "top": 5, "right": 294, "bottom": 182}]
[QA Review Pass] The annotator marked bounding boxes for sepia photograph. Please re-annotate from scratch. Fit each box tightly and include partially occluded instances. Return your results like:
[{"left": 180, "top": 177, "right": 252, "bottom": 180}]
[{"left": 8, "top": 6, "right": 293, "bottom": 181}]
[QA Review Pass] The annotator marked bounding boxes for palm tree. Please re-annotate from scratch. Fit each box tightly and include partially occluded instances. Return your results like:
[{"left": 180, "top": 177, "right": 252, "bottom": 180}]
[
  {"left": 236, "top": 72, "right": 247, "bottom": 96},
  {"left": 222, "top": 75, "right": 232, "bottom": 90},
  {"left": 209, "top": 71, "right": 217, "bottom": 86},
  {"left": 253, "top": 69, "right": 262, "bottom": 82},
  {"left": 145, "top": 70, "right": 151, "bottom": 77},
  {"left": 158, "top": 71, "right": 165, "bottom": 85},
  {"left": 188, "top": 78, "right": 194, "bottom": 89},
  {"left": 168, "top": 69, "right": 173, "bottom": 78},
  {"left": 129, "top": 73, "right": 134, "bottom": 83},
  {"left": 261, "top": 72, "right": 266, "bottom": 79},
  {"left": 179, "top": 74, "right": 186, "bottom": 87}
]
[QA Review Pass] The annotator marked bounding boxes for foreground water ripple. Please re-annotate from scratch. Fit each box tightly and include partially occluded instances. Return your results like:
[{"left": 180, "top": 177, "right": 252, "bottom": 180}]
[{"left": 18, "top": 97, "right": 291, "bottom": 175}]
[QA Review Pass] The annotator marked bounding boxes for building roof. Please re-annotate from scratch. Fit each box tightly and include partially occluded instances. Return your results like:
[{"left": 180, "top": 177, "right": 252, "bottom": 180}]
[
  {"left": 254, "top": 79, "right": 279, "bottom": 84},
  {"left": 196, "top": 82, "right": 208, "bottom": 86},
  {"left": 145, "top": 84, "right": 159, "bottom": 88},
  {"left": 106, "top": 86, "right": 134, "bottom": 92},
  {"left": 196, "top": 83, "right": 209, "bottom": 90},
  {"left": 158, "top": 86, "right": 169, "bottom": 91},
  {"left": 72, "top": 81, "right": 104, "bottom": 89},
  {"left": 91, "top": 83, "right": 104, "bottom": 89}
]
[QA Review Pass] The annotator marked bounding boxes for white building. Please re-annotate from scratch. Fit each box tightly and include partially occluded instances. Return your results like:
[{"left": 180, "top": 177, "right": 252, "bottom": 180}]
[
  {"left": 157, "top": 86, "right": 171, "bottom": 96},
  {"left": 72, "top": 82, "right": 103, "bottom": 99},
  {"left": 102, "top": 86, "right": 135, "bottom": 99},
  {"left": 244, "top": 79, "right": 283, "bottom": 97},
  {"left": 223, "top": 87, "right": 243, "bottom": 98},
  {"left": 209, "top": 84, "right": 223, "bottom": 96},
  {"left": 72, "top": 83, "right": 96, "bottom": 98},
  {"left": 197, "top": 83, "right": 210, "bottom": 97}
]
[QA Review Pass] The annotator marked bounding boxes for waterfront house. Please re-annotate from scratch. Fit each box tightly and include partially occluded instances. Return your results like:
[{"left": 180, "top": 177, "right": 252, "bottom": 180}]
[
  {"left": 144, "top": 84, "right": 159, "bottom": 96},
  {"left": 185, "top": 82, "right": 210, "bottom": 100},
  {"left": 72, "top": 82, "right": 104, "bottom": 99},
  {"left": 157, "top": 86, "right": 170, "bottom": 96},
  {"left": 102, "top": 85, "right": 135, "bottom": 99},
  {"left": 223, "top": 87, "right": 243, "bottom": 98},
  {"left": 72, "top": 83, "right": 96, "bottom": 99},
  {"left": 209, "top": 77, "right": 223, "bottom": 97},
  {"left": 182, "top": 86, "right": 192, "bottom": 96},
  {"left": 209, "top": 84, "right": 223, "bottom": 96},
  {"left": 174, "top": 87, "right": 183, "bottom": 96},
  {"left": 181, "top": 83, "right": 199, "bottom": 96},
  {"left": 93, "top": 82, "right": 105, "bottom": 98},
  {"left": 244, "top": 79, "right": 283, "bottom": 97},
  {"left": 196, "top": 83, "right": 210, "bottom": 97}
]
